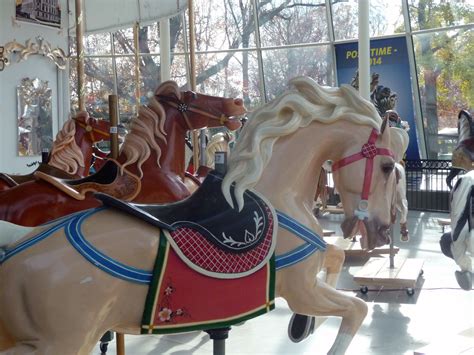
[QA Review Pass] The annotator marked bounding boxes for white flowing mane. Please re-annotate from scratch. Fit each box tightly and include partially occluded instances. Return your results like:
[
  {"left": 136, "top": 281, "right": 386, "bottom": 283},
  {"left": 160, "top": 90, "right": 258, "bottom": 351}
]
[
  {"left": 222, "top": 76, "right": 382, "bottom": 210},
  {"left": 206, "top": 132, "right": 234, "bottom": 167},
  {"left": 119, "top": 81, "right": 180, "bottom": 177},
  {"left": 48, "top": 114, "right": 85, "bottom": 174}
]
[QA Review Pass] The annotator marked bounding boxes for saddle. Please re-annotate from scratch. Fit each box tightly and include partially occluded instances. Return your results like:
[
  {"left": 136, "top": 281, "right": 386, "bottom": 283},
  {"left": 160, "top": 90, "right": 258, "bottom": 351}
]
[
  {"left": 452, "top": 110, "right": 474, "bottom": 171},
  {"left": 97, "top": 171, "right": 277, "bottom": 278},
  {"left": 0, "top": 164, "right": 75, "bottom": 188},
  {"left": 35, "top": 160, "right": 141, "bottom": 201}
]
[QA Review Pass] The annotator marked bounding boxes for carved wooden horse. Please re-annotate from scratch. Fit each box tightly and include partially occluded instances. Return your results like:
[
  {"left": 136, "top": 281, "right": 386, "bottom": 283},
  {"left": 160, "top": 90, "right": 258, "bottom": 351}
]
[
  {"left": 0, "top": 81, "right": 244, "bottom": 226},
  {"left": 447, "top": 109, "right": 473, "bottom": 189},
  {"left": 440, "top": 170, "right": 473, "bottom": 290},
  {"left": 0, "top": 112, "right": 110, "bottom": 192},
  {"left": 0, "top": 77, "right": 408, "bottom": 355}
]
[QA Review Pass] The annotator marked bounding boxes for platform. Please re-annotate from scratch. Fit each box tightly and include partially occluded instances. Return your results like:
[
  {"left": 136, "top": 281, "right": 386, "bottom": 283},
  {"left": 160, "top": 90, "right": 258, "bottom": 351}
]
[{"left": 354, "top": 257, "right": 424, "bottom": 290}]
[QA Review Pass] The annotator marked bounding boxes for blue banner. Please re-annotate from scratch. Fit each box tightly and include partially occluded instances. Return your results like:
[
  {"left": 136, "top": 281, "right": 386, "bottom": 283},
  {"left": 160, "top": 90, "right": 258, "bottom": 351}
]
[{"left": 335, "top": 36, "right": 420, "bottom": 160}]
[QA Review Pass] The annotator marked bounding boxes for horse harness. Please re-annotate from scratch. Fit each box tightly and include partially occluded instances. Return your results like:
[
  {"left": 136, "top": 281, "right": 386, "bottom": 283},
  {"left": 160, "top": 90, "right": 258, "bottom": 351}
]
[{"left": 331, "top": 128, "right": 395, "bottom": 220}]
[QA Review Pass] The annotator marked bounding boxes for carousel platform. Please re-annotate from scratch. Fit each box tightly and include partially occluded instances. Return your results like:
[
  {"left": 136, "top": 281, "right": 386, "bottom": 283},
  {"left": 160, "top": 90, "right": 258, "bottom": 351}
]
[{"left": 98, "top": 210, "right": 473, "bottom": 355}]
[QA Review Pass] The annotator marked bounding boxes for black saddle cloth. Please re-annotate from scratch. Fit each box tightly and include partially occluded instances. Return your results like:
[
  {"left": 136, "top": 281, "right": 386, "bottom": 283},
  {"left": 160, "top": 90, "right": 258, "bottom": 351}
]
[{"left": 96, "top": 171, "right": 272, "bottom": 254}]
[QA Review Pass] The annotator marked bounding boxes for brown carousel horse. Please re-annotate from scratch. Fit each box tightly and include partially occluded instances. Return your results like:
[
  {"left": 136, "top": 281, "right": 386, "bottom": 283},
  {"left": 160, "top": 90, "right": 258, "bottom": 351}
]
[
  {"left": 0, "top": 112, "right": 110, "bottom": 192},
  {"left": 0, "top": 81, "right": 244, "bottom": 226},
  {"left": 0, "top": 77, "right": 408, "bottom": 355},
  {"left": 447, "top": 109, "right": 474, "bottom": 189}
]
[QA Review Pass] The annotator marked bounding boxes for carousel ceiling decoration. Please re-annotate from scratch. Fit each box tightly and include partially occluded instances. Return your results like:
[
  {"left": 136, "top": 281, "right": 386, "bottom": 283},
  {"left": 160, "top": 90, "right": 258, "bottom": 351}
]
[
  {"left": 69, "top": 0, "right": 188, "bottom": 34},
  {"left": 2, "top": 36, "right": 67, "bottom": 70}
]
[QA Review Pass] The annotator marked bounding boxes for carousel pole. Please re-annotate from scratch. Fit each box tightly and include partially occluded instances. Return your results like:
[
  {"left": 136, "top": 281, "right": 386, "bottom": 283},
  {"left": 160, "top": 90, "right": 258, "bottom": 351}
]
[
  {"left": 358, "top": 0, "right": 370, "bottom": 100},
  {"left": 188, "top": 0, "right": 200, "bottom": 171},
  {"left": 108, "top": 95, "right": 119, "bottom": 159},
  {"left": 75, "top": 0, "right": 85, "bottom": 111},
  {"left": 134, "top": 22, "right": 141, "bottom": 115}
]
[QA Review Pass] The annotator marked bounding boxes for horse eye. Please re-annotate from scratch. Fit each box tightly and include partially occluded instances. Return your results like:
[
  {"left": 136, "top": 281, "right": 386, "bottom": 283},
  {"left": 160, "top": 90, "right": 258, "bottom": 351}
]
[
  {"left": 381, "top": 162, "right": 394, "bottom": 174},
  {"left": 191, "top": 91, "right": 198, "bottom": 99}
]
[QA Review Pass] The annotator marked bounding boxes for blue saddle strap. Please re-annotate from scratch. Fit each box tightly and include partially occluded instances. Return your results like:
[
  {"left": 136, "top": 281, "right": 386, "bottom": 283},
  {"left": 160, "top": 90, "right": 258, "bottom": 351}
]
[
  {"left": 2, "top": 208, "right": 153, "bottom": 285},
  {"left": 66, "top": 208, "right": 153, "bottom": 284},
  {"left": 275, "top": 210, "right": 326, "bottom": 270}
]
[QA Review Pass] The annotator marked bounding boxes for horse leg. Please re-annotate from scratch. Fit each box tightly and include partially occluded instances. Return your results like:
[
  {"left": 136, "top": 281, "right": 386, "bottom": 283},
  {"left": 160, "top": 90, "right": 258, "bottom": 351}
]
[
  {"left": 283, "top": 273, "right": 368, "bottom": 354},
  {"left": 399, "top": 197, "right": 409, "bottom": 242},
  {"left": 288, "top": 245, "right": 345, "bottom": 342}
]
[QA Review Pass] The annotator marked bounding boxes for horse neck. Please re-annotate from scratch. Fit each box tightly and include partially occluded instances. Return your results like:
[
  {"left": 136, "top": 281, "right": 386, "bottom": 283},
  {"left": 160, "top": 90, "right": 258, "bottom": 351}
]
[
  {"left": 117, "top": 110, "right": 187, "bottom": 179},
  {"left": 254, "top": 120, "right": 358, "bottom": 213},
  {"left": 74, "top": 130, "right": 93, "bottom": 177}
]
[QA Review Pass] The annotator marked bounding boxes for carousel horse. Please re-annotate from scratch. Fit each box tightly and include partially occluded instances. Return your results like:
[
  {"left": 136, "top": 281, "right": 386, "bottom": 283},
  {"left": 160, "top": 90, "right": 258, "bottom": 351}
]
[
  {"left": 0, "top": 112, "right": 110, "bottom": 192},
  {"left": 440, "top": 170, "right": 473, "bottom": 290},
  {"left": 447, "top": 110, "right": 474, "bottom": 189},
  {"left": 0, "top": 77, "right": 409, "bottom": 355},
  {"left": 0, "top": 81, "right": 244, "bottom": 227}
]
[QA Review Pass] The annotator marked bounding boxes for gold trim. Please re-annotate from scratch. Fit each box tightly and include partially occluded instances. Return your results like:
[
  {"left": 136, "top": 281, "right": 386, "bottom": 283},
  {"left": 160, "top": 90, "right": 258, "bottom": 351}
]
[{"left": 3, "top": 36, "right": 66, "bottom": 70}]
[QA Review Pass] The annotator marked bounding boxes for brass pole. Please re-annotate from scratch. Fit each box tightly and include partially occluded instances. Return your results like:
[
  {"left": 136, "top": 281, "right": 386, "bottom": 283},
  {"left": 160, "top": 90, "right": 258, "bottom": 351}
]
[
  {"left": 75, "top": 0, "right": 85, "bottom": 111},
  {"left": 116, "top": 333, "right": 125, "bottom": 355},
  {"left": 108, "top": 95, "right": 119, "bottom": 160},
  {"left": 133, "top": 22, "right": 141, "bottom": 115},
  {"left": 188, "top": 0, "right": 199, "bottom": 170}
]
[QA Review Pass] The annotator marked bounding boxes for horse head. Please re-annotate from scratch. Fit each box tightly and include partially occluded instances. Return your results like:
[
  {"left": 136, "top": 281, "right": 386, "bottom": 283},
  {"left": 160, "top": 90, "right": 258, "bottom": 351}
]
[
  {"left": 71, "top": 111, "right": 111, "bottom": 144},
  {"left": 333, "top": 108, "right": 409, "bottom": 250},
  {"left": 154, "top": 81, "right": 245, "bottom": 132}
]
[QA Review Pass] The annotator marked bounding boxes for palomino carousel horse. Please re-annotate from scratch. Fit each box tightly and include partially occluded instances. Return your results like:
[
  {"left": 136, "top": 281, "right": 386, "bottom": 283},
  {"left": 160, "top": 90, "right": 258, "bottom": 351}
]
[
  {"left": 0, "top": 112, "right": 110, "bottom": 192},
  {"left": 0, "top": 81, "right": 244, "bottom": 226},
  {"left": 0, "top": 77, "right": 408, "bottom": 355},
  {"left": 440, "top": 170, "right": 473, "bottom": 290},
  {"left": 447, "top": 109, "right": 474, "bottom": 189}
]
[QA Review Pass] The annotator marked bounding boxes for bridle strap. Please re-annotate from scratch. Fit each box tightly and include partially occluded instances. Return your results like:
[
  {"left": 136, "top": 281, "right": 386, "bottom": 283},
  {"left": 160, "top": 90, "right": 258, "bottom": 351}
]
[
  {"left": 332, "top": 128, "right": 395, "bottom": 219},
  {"left": 156, "top": 95, "right": 232, "bottom": 129},
  {"left": 72, "top": 117, "right": 109, "bottom": 142}
]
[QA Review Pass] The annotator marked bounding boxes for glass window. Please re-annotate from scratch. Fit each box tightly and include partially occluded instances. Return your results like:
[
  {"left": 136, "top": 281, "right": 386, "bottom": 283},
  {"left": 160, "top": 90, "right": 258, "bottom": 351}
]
[
  {"left": 115, "top": 57, "right": 140, "bottom": 123},
  {"left": 332, "top": 0, "right": 405, "bottom": 40},
  {"left": 113, "top": 28, "right": 134, "bottom": 55},
  {"left": 258, "top": 0, "right": 329, "bottom": 46},
  {"left": 262, "top": 45, "right": 333, "bottom": 100},
  {"left": 409, "top": 0, "right": 474, "bottom": 31},
  {"left": 191, "top": 0, "right": 257, "bottom": 51},
  {"left": 195, "top": 51, "right": 262, "bottom": 109},
  {"left": 84, "top": 32, "right": 111, "bottom": 55},
  {"left": 83, "top": 58, "right": 114, "bottom": 119},
  {"left": 413, "top": 28, "right": 473, "bottom": 159}
]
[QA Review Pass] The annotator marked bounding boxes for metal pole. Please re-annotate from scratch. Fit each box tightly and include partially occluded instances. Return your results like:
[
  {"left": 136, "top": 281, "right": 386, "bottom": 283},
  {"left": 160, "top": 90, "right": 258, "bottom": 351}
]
[
  {"left": 160, "top": 18, "right": 171, "bottom": 81},
  {"left": 358, "top": 0, "right": 370, "bottom": 100},
  {"left": 75, "top": 0, "right": 85, "bottom": 111},
  {"left": 109, "top": 95, "right": 119, "bottom": 160},
  {"left": 188, "top": 0, "right": 200, "bottom": 171},
  {"left": 133, "top": 22, "right": 141, "bottom": 115}
]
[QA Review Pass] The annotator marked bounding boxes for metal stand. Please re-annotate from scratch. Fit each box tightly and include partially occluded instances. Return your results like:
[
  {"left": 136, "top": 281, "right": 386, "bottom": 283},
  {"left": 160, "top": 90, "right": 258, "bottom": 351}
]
[{"left": 205, "top": 327, "right": 231, "bottom": 355}]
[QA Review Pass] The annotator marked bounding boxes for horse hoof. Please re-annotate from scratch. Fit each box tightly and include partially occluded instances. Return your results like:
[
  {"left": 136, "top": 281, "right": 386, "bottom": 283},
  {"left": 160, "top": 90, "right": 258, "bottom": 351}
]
[
  {"left": 288, "top": 313, "right": 314, "bottom": 343},
  {"left": 455, "top": 270, "right": 472, "bottom": 291}
]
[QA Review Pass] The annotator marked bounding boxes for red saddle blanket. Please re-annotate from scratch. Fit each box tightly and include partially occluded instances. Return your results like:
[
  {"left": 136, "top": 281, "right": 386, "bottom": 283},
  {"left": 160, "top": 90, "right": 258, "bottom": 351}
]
[{"left": 141, "top": 231, "right": 275, "bottom": 334}]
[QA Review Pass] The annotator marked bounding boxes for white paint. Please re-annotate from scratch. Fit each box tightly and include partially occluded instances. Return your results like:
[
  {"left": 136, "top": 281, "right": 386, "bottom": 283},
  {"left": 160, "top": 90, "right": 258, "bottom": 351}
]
[
  {"left": 358, "top": 0, "right": 370, "bottom": 100},
  {"left": 80, "top": 276, "right": 93, "bottom": 284},
  {"left": 0, "top": 1, "right": 69, "bottom": 173}
]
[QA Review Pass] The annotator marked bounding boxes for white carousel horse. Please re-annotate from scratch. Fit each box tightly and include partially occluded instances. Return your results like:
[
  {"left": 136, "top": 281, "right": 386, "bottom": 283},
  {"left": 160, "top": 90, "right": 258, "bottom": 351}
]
[
  {"left": 394, "top": 162, "right": 409, "bottom": 242},
  {"left": 440, "top": 170, "right": 473, "bottom": 290},
  {"left": 0, "top": 77, "right": 408, "bottom": 355}
]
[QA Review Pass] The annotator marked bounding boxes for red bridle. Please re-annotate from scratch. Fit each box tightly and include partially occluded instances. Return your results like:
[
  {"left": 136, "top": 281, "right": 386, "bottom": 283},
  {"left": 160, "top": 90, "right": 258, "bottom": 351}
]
[
  {"left": 72, "top": 117, "right": 110, "bottom": 143},
  {"left": 332, "top": 128, "right": 394, "bottom": 220}
]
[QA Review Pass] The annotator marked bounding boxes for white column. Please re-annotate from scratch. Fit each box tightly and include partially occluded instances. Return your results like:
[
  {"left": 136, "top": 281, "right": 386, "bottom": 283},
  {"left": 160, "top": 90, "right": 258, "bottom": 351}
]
[
  {"left": 160, "top": 18, "right": 171, "bottom": 81},
  {"left": 358, "top": 0, "right": 370, "bottom": 100}
]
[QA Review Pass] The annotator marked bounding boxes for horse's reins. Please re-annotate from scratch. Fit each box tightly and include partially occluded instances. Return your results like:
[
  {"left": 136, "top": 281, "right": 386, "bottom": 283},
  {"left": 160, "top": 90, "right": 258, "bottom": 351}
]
[
  {"left": 331, "top": 128, "right": 395, "bottom": 220},
  {"left": 156, "top": 94, "right": 235, "bottom": 130},
  {"left": 72, "top": 116, "right": 110, "bottom": 142}
]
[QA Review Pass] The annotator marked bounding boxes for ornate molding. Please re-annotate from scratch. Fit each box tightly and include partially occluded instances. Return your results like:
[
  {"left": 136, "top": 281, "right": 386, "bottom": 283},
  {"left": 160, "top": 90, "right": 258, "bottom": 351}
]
[
  {"left": 2, "top": 36, "right": 66, "bottom": 70},
  {"left": 0, "top": 46, "right": 8, "bottom": 71}
]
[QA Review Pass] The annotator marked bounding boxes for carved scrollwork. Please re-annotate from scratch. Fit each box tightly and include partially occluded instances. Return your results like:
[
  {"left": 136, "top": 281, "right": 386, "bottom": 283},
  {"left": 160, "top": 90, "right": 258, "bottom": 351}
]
[
  {"left": 0, "top": 46, "right": 8, "bottom": 71},
  {"left": 2, "top": 36, "right": 66, "bottom": 70}
]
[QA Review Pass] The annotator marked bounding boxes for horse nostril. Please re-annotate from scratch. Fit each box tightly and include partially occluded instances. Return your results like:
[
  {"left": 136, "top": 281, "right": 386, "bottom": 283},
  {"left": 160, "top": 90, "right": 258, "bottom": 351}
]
[{"left": 234, "top": 98, "right": 244, "bottom": 106}]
